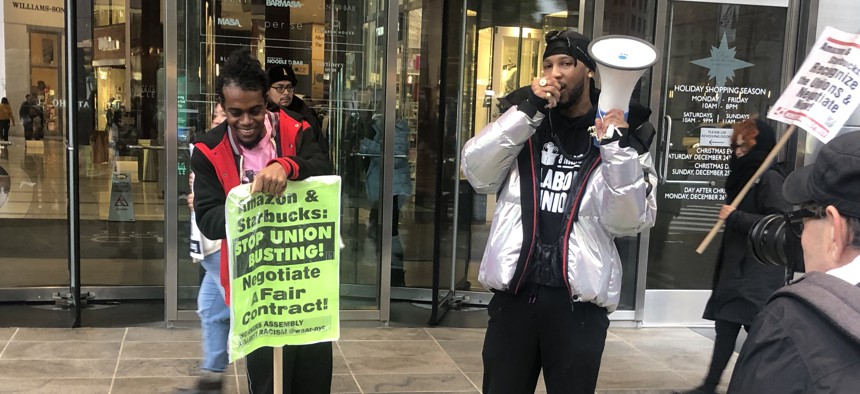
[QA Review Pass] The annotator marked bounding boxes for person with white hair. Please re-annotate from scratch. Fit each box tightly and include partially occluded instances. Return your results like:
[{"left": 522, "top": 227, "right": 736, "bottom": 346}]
[{"left": 728, "top": 131, "right": 860, "bottom": 392}]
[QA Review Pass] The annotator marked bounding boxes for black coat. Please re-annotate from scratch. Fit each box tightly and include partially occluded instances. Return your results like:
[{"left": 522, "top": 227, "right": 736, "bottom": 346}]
[
  {"left": 270, "top": 95, "right": 328, "bottom": 153},
  {"left": 703, "top": 168, "right": 790, "bottom": 325},
  {"left": 728, "top": 272, "right": 860, "bottom": 393}
]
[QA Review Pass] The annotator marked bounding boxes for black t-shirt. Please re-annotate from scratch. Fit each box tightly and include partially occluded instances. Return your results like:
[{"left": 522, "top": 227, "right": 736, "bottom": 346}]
[{"left": 528, "top": 110, "right": 595, "bottom": 287}]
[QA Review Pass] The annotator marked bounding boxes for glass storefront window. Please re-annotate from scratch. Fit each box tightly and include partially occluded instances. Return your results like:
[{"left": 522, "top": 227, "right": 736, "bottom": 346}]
[
  {"left": 94, "top": 0, "right": 126, "bottom": 27},
  {"left": 649, "top": 2, "right": 788, "bottom": 290}
]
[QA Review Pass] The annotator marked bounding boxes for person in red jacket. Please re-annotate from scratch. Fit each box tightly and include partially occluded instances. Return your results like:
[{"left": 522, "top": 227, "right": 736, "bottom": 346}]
[{"left": 191, "top": 48, "right": 333, "bottom": 394}]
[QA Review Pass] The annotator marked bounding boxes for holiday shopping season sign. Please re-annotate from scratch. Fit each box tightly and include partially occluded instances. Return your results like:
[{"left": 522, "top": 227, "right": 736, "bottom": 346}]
[
  {"left": 769, "top": 27, "right": 860, "bottom": 143},
  {"left": 225, "top": 176, "right": 341, "bottom": 361}
]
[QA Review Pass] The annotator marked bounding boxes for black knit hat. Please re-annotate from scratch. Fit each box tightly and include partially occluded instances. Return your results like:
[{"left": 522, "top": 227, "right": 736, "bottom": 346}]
[
  {"left": 542, "top": 30, "right": 596, "bottom": 71},
  {"left": 267, "top": 65, "right": 297, "bottom": 87},
  {"left": 783, "top": 131, "right": 860, "bottom": 218}
]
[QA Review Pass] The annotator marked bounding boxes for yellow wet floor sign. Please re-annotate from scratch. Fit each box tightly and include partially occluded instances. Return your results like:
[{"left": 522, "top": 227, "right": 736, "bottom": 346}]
[{"left": 108, "top": 172, "right": 135, "bottom": 222}]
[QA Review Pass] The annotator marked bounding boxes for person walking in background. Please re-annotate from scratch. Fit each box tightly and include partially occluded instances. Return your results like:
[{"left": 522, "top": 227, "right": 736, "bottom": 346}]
[
  {"left": 266, "top": 64, "right": 327, "bottom": 151},
  {"left": 191, "top": 49, "right": 333, "bottom": 393},
  {"left": 359, "top": 113, "right": 412, "bottom": 286},
  {"left": 677, "top": 118, "right": 791, "bottom": 394},
  {"left": 461, "top": 29, "right": 657, "bottom": 393},
  {"left": 19, "top": 94, "right": 31, "bottom": 140},
  {"left": 0, "top": 98, "right": 15, "bottom": 142},
  {"left": 28, "top": 96, "right": 45, "bottom": 140},
  {"left": 728, "top": 131, "right": 860, "bottom": 392},
  {"left": 181, "top": 102, "right": 228, "bottom": 394}
]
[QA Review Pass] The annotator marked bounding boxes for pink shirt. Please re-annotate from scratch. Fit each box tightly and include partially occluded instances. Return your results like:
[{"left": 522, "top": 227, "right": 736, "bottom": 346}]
[{"left": 237, "top": 114, "right": 277, "bottom": 184}]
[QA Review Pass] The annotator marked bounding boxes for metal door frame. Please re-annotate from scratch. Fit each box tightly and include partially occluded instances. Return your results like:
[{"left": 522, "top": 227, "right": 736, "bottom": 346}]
[{"left": 640, "top": 0, "right": 800, "bottom": 326}]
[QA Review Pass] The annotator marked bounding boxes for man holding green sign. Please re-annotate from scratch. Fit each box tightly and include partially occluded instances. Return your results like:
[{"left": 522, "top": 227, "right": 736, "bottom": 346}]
[
  {"left": 225, "top": 178, "right": 341, "bottom": 355},
  {"left": 191, "top": 48, "right": 334, "bottom": 393}
]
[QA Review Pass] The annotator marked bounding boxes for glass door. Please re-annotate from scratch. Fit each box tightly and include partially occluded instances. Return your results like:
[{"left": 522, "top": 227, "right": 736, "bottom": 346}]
[
  {"left": 73, "top": 0, "right": 166, "bottom": 323},
  {"left": 0, "top": 0, "right": 167, "bottom": 327},
  {"left": 645, "top": 0, "right": 791, "bottom": 324},
  {"left": 0, "top": 14, "right": 72, "bottom": 326}
]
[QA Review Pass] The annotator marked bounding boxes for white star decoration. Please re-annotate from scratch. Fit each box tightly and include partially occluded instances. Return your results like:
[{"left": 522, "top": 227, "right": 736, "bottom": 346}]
[{"left": 690, "top": 33, "right": 754, "bottom": 87}]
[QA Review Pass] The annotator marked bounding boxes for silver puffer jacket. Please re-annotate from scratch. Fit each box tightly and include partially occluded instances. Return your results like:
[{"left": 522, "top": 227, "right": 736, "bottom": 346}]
[{"left": 461, "top": 106, "right": 657, "bottom": 312}]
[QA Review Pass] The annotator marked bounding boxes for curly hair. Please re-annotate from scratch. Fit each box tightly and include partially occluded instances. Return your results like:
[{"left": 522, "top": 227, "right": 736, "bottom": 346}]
[
  {"left": 731, "top": 118, "right": 759, "bottom": 150},
  {"left": 215, "top": 48, "right": 268, "bottom": 104}
]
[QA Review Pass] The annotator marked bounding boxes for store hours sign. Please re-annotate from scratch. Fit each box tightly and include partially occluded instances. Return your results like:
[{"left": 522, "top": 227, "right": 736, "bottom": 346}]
[{"left": 662, "top": 31, "right": 782, "bottom": 202}]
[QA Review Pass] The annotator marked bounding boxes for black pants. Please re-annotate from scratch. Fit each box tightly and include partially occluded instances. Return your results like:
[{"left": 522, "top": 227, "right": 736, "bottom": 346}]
[
  {"left": 23, "top": 122, "right": 32, "bottom": 140},
  {"left": 703, "top": 319, "right": 749, "bottom": 389},
  {"left": 245, "top": 342, "right": 333, "bottom": 394},
  {"left": 482, "top": 286, "right": 610, "bottom": 394},
  {"left": 369, "top": 196, "right": 405, "bottom": 285},
  {"left": 0, "top": 120, "right": 9, "bottom": 141}
]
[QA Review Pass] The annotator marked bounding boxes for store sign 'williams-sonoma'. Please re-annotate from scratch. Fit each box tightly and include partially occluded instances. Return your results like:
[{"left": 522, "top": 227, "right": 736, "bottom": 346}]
[{"left": 11, "top": 2, "right": 64, "bottom": 13}]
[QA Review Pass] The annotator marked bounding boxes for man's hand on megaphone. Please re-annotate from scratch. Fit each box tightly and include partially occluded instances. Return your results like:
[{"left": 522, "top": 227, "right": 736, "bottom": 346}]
[{"left": 594, "top": 109, "right": 629, "bottom": 145}]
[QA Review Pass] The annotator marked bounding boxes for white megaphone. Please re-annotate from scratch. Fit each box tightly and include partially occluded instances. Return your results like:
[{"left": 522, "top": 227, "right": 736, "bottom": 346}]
[{"left": 588, "top": 35, "right": 659, "bottom": 121}]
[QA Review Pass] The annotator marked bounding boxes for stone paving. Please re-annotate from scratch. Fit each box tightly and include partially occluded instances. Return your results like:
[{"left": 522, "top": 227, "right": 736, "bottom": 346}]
[{"left": 0, "top": 325, "right": 734, "bottom": 393}]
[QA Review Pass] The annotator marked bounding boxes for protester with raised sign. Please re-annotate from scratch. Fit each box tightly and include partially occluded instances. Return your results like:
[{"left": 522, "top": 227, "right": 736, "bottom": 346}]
[
  {"left": 191, "top": 48, "right": 333, "bottom": 393},
  {"left": 727, "top": 131, "right": 860, "bottom": 392},
  {"left": 678, "top": 118, "right": 791, "bottom": 394}
]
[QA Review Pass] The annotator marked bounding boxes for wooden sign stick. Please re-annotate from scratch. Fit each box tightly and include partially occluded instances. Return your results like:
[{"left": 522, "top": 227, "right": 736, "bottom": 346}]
[
  {"left": 274, "top": 346, "right": 283, "bottom": 394},
  {"left": 695, "top": 124, "right": 797, "bottom": 254}
]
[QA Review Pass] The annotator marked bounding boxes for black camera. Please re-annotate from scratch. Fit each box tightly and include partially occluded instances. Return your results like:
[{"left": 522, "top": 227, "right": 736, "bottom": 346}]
[{"left": 748, "top": 213, "right": 805, "bottom": 273}]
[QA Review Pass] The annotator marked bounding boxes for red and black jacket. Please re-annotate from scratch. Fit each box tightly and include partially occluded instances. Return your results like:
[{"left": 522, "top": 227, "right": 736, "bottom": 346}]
[{"left": 190, "top": 108, "right": 333, "bottom": 302}]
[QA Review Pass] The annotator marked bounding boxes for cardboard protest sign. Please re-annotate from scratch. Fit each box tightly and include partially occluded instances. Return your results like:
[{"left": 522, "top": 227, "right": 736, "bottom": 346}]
[
  {"left": 768, "top": 26, "right": 860, "bottom": 143},
  {"left": 225, "top": 175, "right": 341, "bottom": 361}
]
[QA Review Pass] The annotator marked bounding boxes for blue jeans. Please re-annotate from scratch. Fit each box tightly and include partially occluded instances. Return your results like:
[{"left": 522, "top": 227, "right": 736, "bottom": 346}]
[{"left": 197, "top": 251, "right": 230, "bottom": 372}]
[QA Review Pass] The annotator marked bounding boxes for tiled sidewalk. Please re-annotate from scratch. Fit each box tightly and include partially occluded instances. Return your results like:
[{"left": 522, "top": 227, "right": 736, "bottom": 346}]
[{"left": 0, "top": 325, "right": 733, "bottom": 393}]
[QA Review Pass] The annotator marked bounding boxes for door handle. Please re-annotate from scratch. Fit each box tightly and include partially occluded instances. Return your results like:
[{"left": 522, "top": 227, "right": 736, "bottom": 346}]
[
  {"left": 353, "top": 153, "right": 408, "bottom": 158},
  {"left": 659, "top": 115, "right": 671, "bottom": 184},
  {"left": 127, "top": 145, "right": 166, "bottom": 151}
]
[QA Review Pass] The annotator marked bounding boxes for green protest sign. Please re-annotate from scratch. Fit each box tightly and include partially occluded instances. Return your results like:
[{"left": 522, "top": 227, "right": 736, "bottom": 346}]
[{"left": 225, "top": 175, "right": 341, "bottom": 361}]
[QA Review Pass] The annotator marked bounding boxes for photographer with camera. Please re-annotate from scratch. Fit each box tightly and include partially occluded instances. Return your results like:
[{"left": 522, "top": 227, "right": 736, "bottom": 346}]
[
  {"left": 728, "top": 131, "right": 860, "bottom": 392},
  {"left": 679, "top": 119, "right": 791, "bottom": 394}
]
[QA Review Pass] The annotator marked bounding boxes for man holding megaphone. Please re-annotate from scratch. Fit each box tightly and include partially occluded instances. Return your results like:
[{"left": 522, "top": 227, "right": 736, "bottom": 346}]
[{"left": 461, "top": 29, "right": 657, "bottom": 393}]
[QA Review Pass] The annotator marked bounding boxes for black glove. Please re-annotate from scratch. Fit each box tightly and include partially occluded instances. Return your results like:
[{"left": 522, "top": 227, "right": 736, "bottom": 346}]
[
  {"left": 517, "top": 89, "right": 550, "bottom": 118},
  {"left": 598, "top": 121, "right": 656, "bottom": 153},
  {"left": 598, "top": 124, "right": 629, "bottom": 147}
]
